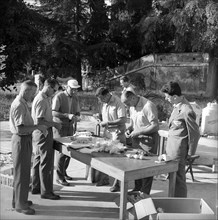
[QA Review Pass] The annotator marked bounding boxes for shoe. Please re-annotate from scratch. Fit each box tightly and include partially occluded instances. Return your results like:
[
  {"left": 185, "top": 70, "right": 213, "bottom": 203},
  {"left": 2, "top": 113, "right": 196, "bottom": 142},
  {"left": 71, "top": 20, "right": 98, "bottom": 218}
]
[
  {"left": 128, "top": 189, "right": 140, "bottom": 195},
  {"left": 96, "top": 179, "right": 109, "bottom": 186},
  {"left": 41, "top": 192, "right": 60, "bottom": 200},
  {"left": 12, "top": 200, "right": 33, "bottom": 209},
  {"left": 64, "top": 175, "right": 73, "bottom": 181},
  {"left": 15, "top": 207, "right": 35, "bottom": 215},
  {"left": 31, "top": 189, "right": 40, "bottom": 194},
  {"left": 56, "top": 179, "right": 70, "bottom": 186},
  {"left": 110, "top": 185, "right": 120, "bottom": 192}
]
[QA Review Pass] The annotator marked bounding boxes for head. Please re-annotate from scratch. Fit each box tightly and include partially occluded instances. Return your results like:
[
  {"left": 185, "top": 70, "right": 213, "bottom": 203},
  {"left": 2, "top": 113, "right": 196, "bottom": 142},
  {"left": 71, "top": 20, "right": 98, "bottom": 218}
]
[
  {"left": 121, "top": 91, "right": 138, "bottom": 107},
  {"left": 95, "top": 87, "right": 111, "bottom": 103},
  {"left": 38, "top": 75, "right": 45, "bottom": 91},
  {"left": 19, "top": 80, "right": 37, "bottom": 102},
  {"left": 42, "top": 78, "right": 59, "bottom": 97},
  {"left": 160, "top": 81, "right": 182, "bottom": 105},
  {"left": 66, "top": 79, "right": 80, "bottom": 96},
  {"left": 120, "top": 75, "right": 130, "bottom": 88}
]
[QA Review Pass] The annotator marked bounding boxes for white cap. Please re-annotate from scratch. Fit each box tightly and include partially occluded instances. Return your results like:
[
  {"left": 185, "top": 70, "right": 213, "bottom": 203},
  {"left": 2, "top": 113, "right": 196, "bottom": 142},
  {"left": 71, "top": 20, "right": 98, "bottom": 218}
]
[{"left": 67, "top": 79, "right": 81, "bottom": 89}]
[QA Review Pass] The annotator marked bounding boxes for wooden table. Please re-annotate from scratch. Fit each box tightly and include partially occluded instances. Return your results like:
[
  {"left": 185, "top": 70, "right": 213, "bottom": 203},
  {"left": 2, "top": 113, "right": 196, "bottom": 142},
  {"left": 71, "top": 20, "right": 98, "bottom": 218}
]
[{"left": 54, "top": 138, "right": 178, "bottom": 220}]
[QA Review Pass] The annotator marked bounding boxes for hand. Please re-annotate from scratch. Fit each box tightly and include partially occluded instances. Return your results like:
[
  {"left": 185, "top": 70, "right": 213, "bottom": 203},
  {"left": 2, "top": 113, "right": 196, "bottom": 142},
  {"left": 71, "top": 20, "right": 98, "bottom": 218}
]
[
  {"left": 75, "top": 116, "right": 81, "bottom": 122},
  {"left": 68, "top": 114, "right": 75, "bottom": 121},
  {"left": 129, "top": 130, "right": 139, "bottom": 138},
  {"left": 37, "top": 125, "right": 48, "bottom": 137},
  {"left": 100, "top": 121, "right": 108, "bottom": 128},
  {"left": 54, "top": 122, "right": 62, "bottom": 130},
  {"left": 125, "top": 130, "right": 131, "bottom": 138}
]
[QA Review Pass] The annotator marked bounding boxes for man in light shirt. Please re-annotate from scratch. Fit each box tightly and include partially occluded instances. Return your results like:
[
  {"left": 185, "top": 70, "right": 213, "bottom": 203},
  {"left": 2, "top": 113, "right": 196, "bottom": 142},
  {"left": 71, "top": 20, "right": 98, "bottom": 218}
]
[
  {"left": 121, "top": 90, "right": 159, "bottom": 195},
  {"left": 52, "top": 79, "right": 81, "bottom": 186},
  {"left": 94, "top": 87, "right": 127, "bottom": 192},
  {"left": 9, "top": 80, "right": 47, "bottom": 215},
  {"left": 31, "top": 79, "right": 61, "bottom": 200}
]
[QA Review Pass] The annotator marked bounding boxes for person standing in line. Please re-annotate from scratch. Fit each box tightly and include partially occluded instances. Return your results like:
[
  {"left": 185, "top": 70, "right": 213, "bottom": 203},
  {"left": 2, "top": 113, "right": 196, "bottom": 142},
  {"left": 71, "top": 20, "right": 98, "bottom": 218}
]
[
  {"left": 31, "top": 78, "right": 61, "bottom": 200},
  {"left": 9, "top": 80, "right": 47, "bottom": 215},
  {"left": 52, "top": 79, "right": 81, "bottom": 186},
  {"left": 121, "top": 90, "right": 159, "bottom": 195},
  {"left": 120, "top": 75, "right": 136, "bottom": 94},
  {"left": 159, "top": 81, "right": 200, "bottom": 197},
  {"left": 94, "top": 87, "right": 127, "bottom": 192}
]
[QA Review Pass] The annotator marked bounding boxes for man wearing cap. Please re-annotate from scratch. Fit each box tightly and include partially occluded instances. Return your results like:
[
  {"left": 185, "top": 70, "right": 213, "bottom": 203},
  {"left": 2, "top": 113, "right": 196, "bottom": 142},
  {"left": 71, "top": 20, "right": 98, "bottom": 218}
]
[
  {"left": 94, "top": 87, "right": 127, "bottom": 192},
  {"left": 52, "top": 79, "right": 81, "bottom": 186}
]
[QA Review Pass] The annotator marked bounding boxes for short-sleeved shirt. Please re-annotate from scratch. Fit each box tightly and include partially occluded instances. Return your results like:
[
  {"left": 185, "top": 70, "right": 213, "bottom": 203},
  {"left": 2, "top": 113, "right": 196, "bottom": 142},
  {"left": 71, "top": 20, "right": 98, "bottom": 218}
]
[
  {"left": 52, "top": 91, "right": 80, "bottom": 125},
  {"left": 9, "top": 95, "right": 34, "bottom": 135},
  {"left": 31, "top": 91, "right": 53, "bottom": 125},
  {"left": 130, "top": 96, "right": 158, "bottom": 130},
  {"left": 101, "top": 94, "right": 126, "bottom": 133}
]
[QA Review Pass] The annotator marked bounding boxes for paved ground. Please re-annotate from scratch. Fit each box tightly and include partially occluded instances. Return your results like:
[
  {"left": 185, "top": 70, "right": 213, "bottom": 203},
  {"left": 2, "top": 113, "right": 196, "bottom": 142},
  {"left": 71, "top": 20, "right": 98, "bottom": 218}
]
[{"left": 0, "top": 118, "right": 217, "bottom": 219}]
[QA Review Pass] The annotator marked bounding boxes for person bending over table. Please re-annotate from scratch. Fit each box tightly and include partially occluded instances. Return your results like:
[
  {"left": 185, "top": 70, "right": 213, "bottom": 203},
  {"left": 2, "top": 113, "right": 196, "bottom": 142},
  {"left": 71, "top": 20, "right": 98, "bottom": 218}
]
[
  {"left": 159, "top": 81, "right": 200, "bottom": 197},
  {"left": 94, "top": 87, "right": 127, "bottom": 192},
  {"left": 121, "top": 90, "right": 159, "bottom": 195},
  {"left": 52, "top": 79, "right": 81, "bottom": 186}
]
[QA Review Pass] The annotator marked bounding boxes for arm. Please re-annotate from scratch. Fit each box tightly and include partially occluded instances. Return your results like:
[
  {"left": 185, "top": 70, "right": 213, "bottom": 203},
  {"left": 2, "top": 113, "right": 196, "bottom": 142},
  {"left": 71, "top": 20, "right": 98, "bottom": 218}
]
[
  {"left": 100, "top": 117, "right": 127, "bottom": 128},
  {"left": 17, "top": 124, "right": 47, "bottom": 135},
  {"left": 129, "top": 120, "right": 159, "bottom": 138},
  {"left": 36, "top": 117, "right": 61, "bottom": 130},
  {"left": 185, "top": 110, "right": 200, "bottom": 155},
  {"left": 129, "top": 102, "right": 159, "bottom": 138}
]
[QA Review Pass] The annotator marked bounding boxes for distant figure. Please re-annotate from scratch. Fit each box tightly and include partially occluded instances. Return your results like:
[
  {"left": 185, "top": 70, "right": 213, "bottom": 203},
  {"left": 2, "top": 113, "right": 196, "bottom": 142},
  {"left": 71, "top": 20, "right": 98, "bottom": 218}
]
[
  {"left": 9, "top": 80, "right": 47, "bottom": 215},
  {"left": 52, "top": 79, "right": 81, "bottom": 186},
  {"left": 160, "top": 81, "right": 200, "bottom": 197},
  {"left": 120, "top": 75, "right": 136, "bottom": 94},
  {"left": 82, "top": 71, "right": 89, "bottom": 91}
]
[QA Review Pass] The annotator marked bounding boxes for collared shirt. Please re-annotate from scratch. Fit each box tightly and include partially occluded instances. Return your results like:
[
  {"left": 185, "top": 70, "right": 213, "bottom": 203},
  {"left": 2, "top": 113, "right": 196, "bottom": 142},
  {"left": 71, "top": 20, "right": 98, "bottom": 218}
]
[
  {"left": 31, "top": 91, "right": 53, "bottom": 124},
  {"left": 9, "top": 95, "right": 34, "bottom": 135},
  {"left": 129, "top": 96, "right": 158, "bottom": 130},
  {"left": 101, "top": 94, "right": 126, "bottom": 133},
  {"left": 52, "top": 91, "right": 80, "bottom": 125}
]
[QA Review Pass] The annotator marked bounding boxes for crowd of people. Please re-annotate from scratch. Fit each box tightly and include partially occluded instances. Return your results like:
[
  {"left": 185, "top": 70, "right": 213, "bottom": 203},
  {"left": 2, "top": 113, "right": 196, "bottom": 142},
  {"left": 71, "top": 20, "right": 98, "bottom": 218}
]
[{"left": 9, "top": 75, "right": 200, "bottom": 215}]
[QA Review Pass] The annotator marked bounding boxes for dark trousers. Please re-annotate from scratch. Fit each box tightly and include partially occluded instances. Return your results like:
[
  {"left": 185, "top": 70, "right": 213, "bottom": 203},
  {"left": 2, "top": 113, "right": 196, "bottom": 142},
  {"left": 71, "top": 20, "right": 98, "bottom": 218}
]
[
  {"left": 175, "top": 159, "right": 187, "bottom": 197},
  {"left": 132, "top": 132, "right": 159, "bottom": 195},
  {"left": 56, "top": 153, "right": 71, "bottom": 180},
  {"left": 32, "top": 128, "right": 54, "bottom": 195},
  {"left": 12, "top": 134, "right": 32, "bottom": 209},
  {"left": 53, "top": 124, "right": 75, "bottom": 181}
]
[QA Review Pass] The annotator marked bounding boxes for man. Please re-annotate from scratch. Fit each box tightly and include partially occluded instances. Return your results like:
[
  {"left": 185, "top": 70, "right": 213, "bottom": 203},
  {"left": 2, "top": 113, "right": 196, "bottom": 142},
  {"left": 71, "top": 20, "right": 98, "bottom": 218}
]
[
  {"left": 9, "top": 80, "right": 47, "bottom": 215},
  {"left": 160, "top": 81, "right": 200, "bottom": 197},
  {"left": 95, "top": 87, "right": 127, "bottom": 192},
  {"left": 52, "top": 79, "right": 81, "bottom": 186},
  {"left": 31, "top": 78, "right": 61, "bottom": 200},
  {"left": 121, "top": 90, "right": 159, "bottom": 195},
  {"left": 120, "top": 75, "right": 136, "bottom": 94}
]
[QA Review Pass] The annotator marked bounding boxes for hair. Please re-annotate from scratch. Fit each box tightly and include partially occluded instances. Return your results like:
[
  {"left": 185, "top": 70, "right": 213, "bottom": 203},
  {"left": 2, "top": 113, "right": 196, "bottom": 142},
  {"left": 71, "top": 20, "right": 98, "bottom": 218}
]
[
  {"left": 160, "top": 81, "right": 182, "bottom": 96},
  {"left": 20, "top": 80, "right": 37, "bottom": 90},
  {"left": 122, "top": 90, "right": 135, "bottom": 99},
  {"left": 95, "top": 87, "right": 109, "bottom": 96},
  {"left": 120, "top": 75, "right": 129, "bottom": 82},
  {"left": 44, "top": 78, "right": 59, "bottom": 88}
]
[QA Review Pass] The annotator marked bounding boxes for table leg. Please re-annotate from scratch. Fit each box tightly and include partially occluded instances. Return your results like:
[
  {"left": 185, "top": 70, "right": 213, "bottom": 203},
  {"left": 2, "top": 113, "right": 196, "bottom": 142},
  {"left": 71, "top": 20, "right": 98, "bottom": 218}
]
[
  {"left": 168, "top": 171, "right": 176, "bottom": 197},
  {"left": 119, "top": 180, "right": 128, "bottom": 220}
]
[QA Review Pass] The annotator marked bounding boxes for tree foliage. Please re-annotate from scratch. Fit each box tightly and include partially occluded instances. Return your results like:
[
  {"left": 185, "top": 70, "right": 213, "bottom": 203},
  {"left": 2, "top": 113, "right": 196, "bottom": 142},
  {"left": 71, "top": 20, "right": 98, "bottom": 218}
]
[
  {"left": 139, "top": 0, "right": 218, "bottom": 54},
  {"left": 1, "top": 0, "right": 218, "bottom": 89}
]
